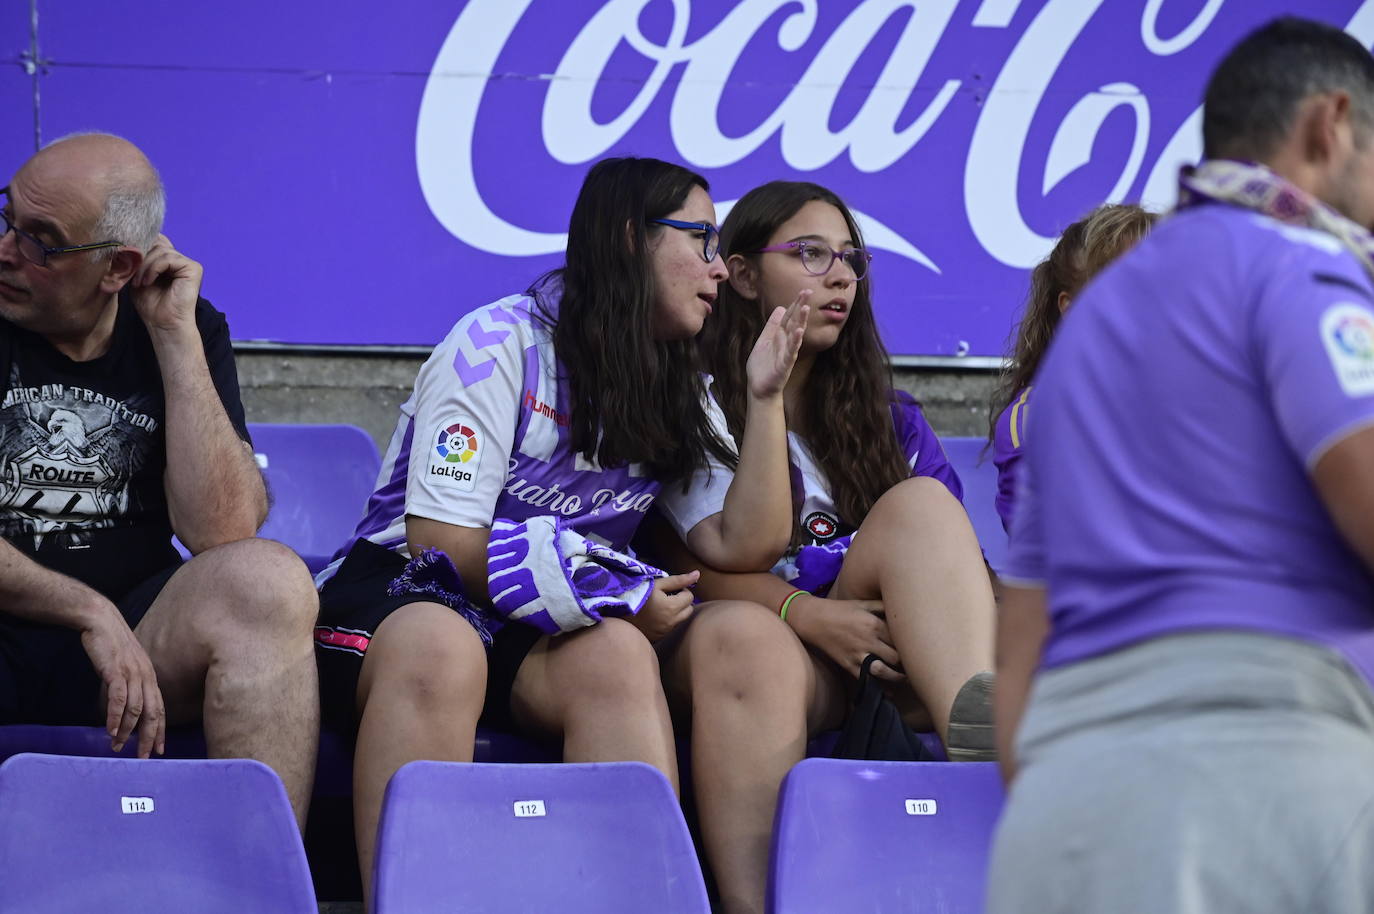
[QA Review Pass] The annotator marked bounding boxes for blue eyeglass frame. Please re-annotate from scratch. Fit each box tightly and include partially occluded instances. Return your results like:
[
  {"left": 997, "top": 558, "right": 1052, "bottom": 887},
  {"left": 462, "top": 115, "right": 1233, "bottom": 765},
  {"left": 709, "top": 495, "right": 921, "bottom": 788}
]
[
  {"left": 0, "top": 187, "right": 123, "bottom": 268},
  {"left": 649, "top": 218, "right": 721, "bottom": 262}
]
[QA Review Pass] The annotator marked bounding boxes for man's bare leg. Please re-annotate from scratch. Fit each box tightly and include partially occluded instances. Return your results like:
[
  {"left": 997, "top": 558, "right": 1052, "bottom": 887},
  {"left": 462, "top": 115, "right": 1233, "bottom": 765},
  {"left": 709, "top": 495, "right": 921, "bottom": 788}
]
[{"left": 136, "top": 538, "right": 320, "bottom": 827}]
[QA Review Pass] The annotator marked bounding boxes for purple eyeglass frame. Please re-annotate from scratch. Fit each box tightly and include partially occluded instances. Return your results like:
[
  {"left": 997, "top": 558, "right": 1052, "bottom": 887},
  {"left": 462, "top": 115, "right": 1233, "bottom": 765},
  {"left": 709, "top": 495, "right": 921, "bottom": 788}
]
[{"left": 750, "top": 241, "right": 872, "bottom": 279}]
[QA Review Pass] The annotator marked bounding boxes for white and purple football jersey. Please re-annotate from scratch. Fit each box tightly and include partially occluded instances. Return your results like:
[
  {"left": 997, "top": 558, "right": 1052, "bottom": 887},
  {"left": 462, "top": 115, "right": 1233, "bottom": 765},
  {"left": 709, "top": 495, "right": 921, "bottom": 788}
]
[{"left": 318, "top": 292, "right": 673, "bottom": 582}]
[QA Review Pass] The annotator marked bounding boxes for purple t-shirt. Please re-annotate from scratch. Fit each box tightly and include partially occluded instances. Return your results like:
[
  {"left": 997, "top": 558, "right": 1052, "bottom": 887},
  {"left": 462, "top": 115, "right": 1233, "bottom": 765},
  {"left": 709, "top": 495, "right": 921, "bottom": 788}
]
[
  {"left": 1005, "top": 204, "right": 1374, "bottom": 683},
  {"left": 992, "top": 386, "right": 1031, "bottom": 533},
  {"left": 318, "top": 292, "right": 673, "bottom": 582}
]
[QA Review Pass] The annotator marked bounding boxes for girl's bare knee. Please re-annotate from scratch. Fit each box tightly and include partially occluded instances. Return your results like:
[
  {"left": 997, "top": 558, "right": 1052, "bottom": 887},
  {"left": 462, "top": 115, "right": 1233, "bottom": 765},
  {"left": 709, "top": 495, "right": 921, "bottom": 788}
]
[
  {"left": 687, "top": 601, "right": 809, "bottom": 697},
  {"left": 361, "top": 604, "right": 487, "bottom": 714},
  {"left": 552, "top": 618, "right": 661, "bottom": 700},
  {"left": 885, "top": 475, "right": 960, "bottom": 513}
]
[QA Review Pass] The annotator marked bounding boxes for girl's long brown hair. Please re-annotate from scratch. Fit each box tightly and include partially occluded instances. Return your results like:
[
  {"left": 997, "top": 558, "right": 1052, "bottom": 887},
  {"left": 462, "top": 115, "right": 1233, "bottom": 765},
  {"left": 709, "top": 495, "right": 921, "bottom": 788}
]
[
  {"left": 988, "top": 203, "right": 1156, "bottom": 442},
  {"left": 702, "top": 181, "right": 909, "bottom": 536},
  {"left": 530, "top": 157, "right": 736, "bottom": 481}
]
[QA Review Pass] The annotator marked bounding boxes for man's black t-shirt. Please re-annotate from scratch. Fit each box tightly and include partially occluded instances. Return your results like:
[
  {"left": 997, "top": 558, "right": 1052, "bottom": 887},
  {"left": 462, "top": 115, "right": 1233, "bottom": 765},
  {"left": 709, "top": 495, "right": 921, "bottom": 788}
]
[{"left": 0, "top": 288, "right": 250, "bottom": 601}]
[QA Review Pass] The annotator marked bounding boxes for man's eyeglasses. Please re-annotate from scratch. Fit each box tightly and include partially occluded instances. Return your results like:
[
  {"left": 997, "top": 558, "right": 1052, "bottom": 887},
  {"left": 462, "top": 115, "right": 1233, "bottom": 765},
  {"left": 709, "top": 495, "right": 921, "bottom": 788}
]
[
  {"left": 0, "top": 189, "right": 122, "bottom": 268},
  {"left": 752, "top": 241, "right": 872, "bottom": 281},
  {"left": 650, "top": 218, "right": 720, "bottom": 262}
]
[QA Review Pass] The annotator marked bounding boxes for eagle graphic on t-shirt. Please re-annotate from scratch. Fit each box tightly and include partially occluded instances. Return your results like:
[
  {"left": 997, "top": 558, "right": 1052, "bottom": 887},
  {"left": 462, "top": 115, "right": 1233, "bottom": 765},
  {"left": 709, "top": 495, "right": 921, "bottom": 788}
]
[{"left": 0, "top": 383, "right": 151, "bottom": 548}]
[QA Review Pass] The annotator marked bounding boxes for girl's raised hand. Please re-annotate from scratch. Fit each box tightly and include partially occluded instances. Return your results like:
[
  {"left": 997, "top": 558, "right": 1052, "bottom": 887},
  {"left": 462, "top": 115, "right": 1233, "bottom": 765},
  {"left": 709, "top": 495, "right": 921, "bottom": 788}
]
[{"left": 745, "top": 290, "right": 811, "bottom": 400}]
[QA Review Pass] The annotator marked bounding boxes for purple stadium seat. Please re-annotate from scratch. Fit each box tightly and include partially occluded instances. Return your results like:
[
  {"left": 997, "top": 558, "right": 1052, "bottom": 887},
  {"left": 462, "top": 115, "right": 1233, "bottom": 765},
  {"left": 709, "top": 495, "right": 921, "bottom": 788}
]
[
  {"left": 805, "top": 728, "right": 947, "bottom": 761},
  {"left": 0, "top": 753, "right": 316, "bottom": 913},
  {"left": 942, "top": 436, "right": 1007, "bottom": 573},
  {"left": 247, "top": 422, "right": 382, "bottom": 573},
  {"left": 0, "top": 723, "right": 209, "bottom": 763},
  {"left": 373, "top": 761, "right": 710, "bottom": 914},
  {"left": 475, "top": 727, "right": 560, "bottom": 763},
  {"left": 768, "top": 758, "right": 1004, "bottom": 914},
  {"left": 314, "top": 727, "right": 556, "bottom": 798},
  {"left": 0, "top": 722, "right": 558, "bottom": 799},
  {"left": 311, "top": 730, "right": 559, "bottom": 901}
]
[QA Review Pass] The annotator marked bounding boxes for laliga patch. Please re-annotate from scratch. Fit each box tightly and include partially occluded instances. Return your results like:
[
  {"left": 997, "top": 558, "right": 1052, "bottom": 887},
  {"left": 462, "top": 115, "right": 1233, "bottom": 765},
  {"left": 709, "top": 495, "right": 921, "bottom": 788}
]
[
  {"left": 1321, "top": 303, "right": 1374, "bottom": 397},
  {"left": 429, "top": 417, "right": 481, "bottom": 490}
]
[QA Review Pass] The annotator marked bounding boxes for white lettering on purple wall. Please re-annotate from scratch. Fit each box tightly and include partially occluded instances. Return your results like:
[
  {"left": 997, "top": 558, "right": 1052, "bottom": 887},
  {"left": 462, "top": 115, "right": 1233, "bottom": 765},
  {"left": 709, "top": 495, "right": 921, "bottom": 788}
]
[{"left": 417, "top": 0, "right": 1374, "bottom": 275}]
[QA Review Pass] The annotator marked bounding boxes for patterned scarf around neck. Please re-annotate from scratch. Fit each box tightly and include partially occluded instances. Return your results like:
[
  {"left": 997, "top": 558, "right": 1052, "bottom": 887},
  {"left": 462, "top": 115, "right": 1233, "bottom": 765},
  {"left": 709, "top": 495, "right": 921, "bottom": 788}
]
[{"left": 1177, "top": 159, "right": 1374, "bottom": 281}]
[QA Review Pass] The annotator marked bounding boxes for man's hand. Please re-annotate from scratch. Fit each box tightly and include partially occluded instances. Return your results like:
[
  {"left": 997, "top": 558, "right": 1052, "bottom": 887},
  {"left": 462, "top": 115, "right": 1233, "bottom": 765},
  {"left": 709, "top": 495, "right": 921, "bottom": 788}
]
[
  {"left": 787, "top": 595, "right": 905, "bottom": 681},
  {"left": 79, "top": 604, "right": 166, "bottom": 758},
  {"left": 627, "top": 570, "right": 700, "bottom": 642},
  {"left": 130, "top": 234, "right": 203, "bottom": 335}
]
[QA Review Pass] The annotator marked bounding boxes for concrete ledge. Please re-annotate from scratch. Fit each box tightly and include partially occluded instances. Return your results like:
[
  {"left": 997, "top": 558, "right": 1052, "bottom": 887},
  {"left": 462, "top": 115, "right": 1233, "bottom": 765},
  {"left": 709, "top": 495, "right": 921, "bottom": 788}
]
[{"left": 234, "top": 348, "right": 1002, "bottom": 450}]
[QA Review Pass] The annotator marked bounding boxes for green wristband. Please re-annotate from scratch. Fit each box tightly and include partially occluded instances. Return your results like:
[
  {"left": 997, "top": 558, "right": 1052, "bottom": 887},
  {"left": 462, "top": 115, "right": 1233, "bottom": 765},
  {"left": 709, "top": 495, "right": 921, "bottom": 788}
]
[{"left": 779, "top": 589, "right": 809, "bottom": 622}]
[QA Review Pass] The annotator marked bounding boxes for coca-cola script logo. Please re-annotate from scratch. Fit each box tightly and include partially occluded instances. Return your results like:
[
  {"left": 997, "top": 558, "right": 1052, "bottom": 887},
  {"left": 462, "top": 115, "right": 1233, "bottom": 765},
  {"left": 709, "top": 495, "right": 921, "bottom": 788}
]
[{"left": 416, "top": 0, "right": 1374, "bottom": 354}]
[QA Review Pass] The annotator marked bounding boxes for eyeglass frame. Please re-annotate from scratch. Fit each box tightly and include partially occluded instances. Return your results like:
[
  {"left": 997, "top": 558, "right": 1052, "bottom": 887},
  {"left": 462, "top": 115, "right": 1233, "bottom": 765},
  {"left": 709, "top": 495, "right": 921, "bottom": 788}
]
[
  {"left": 750, "top": 240, "right": 873, "bottom": 281},
  {"left": 0, "top": 187, "right": 123, "bottom": 268},
  {"left": 649, "top": 218, "right": 721, "bottom": 263}
]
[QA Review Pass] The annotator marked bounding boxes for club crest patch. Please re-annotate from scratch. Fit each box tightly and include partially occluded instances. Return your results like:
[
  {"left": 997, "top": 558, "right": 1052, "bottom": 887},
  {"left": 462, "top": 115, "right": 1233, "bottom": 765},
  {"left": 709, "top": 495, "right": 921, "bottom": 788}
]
[
  {"left": 804, "top": 510, "right": 841, "bottom": 542},
  {"left": 429, "top": 418, "right": 481, "bottom": 490},
  {"left": 1321, "top": 302, "right": 1374, "bottom": 397}
]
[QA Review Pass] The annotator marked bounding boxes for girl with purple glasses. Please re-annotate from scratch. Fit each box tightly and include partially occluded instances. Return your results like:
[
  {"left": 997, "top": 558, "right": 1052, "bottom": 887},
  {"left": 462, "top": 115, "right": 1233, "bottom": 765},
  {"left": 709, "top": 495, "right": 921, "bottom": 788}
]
[{"left": 652, "top": 180, "right": 996, "bottom": 914}]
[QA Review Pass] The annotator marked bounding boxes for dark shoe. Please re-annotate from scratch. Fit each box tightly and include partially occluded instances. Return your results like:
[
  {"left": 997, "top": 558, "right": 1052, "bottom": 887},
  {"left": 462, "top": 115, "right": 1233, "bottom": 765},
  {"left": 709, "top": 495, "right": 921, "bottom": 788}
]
[{"left": 946, "top": 671, "right": 997, "bottom": 762}]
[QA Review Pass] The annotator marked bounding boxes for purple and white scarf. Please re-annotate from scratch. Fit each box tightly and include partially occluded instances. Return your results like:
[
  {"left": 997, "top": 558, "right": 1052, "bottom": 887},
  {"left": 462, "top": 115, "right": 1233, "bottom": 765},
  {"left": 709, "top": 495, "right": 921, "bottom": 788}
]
[
  {"left": 1178, "top": 159, "right": 1374, "bottom": 280},
  {"left": 385, "top": 516, "right": 665, "bottom": 644},
  {"left": 387, "top": 548, "right": 499, "bottom": 646},
  {"left": 781, "top": 534, "right": 852, "bottom": 596},
  {"left": 485, "top": 516, "right": 665, "bottom": 635}
]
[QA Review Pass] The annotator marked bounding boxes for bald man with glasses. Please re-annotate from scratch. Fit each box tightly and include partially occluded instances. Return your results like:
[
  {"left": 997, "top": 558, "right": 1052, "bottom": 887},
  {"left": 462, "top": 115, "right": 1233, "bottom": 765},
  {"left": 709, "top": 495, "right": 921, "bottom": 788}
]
[{"left": 0, "top": 133, "right": 319, "bottom": 828}]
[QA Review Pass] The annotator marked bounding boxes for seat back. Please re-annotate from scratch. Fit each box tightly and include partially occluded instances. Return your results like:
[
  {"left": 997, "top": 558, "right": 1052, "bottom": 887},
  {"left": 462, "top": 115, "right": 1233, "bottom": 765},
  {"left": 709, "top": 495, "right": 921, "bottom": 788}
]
[
  {"left": 248, "top": 423, "right": 381, "bottom": 572},
  {"left": 768, "top": 758, "right": 1004, "bottom": 914},
  {"left": 374, "top": 761, "right": 710, "bottom": 914},
  {"left": 0, "top": 724, "right": 211, "bottom": 764},
  {"left": 941, "top": 436, "right": 1007, "bottom": 573},
  {"left": 0, "top": 724, "right": 138, "bottom": 762},
  {"left": 0, "top": 753, "right": 316, "bottom": 914}
]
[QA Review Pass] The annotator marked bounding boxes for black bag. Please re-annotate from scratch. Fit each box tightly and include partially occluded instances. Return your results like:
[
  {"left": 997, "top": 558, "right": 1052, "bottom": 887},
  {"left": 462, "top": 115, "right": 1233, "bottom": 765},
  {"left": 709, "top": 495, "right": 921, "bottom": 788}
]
[{"left": 830, "top": 654, "right": 935, "bottom": 761}]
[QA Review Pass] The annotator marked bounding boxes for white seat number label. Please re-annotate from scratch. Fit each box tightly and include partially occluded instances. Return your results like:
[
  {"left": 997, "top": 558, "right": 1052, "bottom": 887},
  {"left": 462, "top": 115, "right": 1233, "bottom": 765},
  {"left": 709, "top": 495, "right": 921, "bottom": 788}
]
[
  {"left": 513, "top": 800, "right": 546, "bottom": 818},
  {"left": 905, "top": 799, "right": 937, "bottom": 816},
  {"left": 121, "top": 796, "right": 155, "bottom": 815}
]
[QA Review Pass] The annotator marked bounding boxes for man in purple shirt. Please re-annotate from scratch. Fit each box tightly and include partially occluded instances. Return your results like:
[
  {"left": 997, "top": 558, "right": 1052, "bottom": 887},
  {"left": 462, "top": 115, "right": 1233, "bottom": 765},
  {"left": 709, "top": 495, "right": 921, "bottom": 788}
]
[{"left": 989, "top": 19, "right": 1374, "bottom": 913}]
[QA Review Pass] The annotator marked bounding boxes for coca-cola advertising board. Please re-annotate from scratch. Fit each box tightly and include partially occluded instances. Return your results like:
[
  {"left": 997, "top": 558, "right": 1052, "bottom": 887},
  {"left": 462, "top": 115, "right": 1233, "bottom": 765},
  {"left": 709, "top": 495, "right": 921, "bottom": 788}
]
[
  {"left": 6, "top": 1, "right": 1370, "bottom": 353},
  {"left": 4, "top": 3, "right": 35, "bottom": 213}
]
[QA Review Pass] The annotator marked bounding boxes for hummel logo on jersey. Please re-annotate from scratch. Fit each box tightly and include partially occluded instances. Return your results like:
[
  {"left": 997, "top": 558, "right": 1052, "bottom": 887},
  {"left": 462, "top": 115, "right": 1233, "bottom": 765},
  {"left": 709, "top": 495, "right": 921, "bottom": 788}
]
[{"left": 524, "top": 390, "right": 569, "bottom": 426}]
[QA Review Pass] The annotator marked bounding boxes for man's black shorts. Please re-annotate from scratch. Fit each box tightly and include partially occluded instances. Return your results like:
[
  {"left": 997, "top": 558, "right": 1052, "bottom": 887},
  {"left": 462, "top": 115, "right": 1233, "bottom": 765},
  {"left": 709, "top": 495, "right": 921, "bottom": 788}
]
[{"left": 0, "top": 563, "right": 182, "bottom": 726}]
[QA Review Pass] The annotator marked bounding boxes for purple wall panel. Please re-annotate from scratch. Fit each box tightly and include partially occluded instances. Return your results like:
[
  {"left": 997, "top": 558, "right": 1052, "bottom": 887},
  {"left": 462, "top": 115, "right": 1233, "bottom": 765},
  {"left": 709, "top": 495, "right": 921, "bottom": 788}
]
[
  {"left": 39, "top": 2, "right": 443, "bottom": 74},
  {"left": 2, "top": 4, "right": 35, "bottom": 178},
  {"left": 38, "top": 64, "right": 472, "bottom": 345},
  {"left": 13, "top": 1, "right": 1374, "bottom": 351}
]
